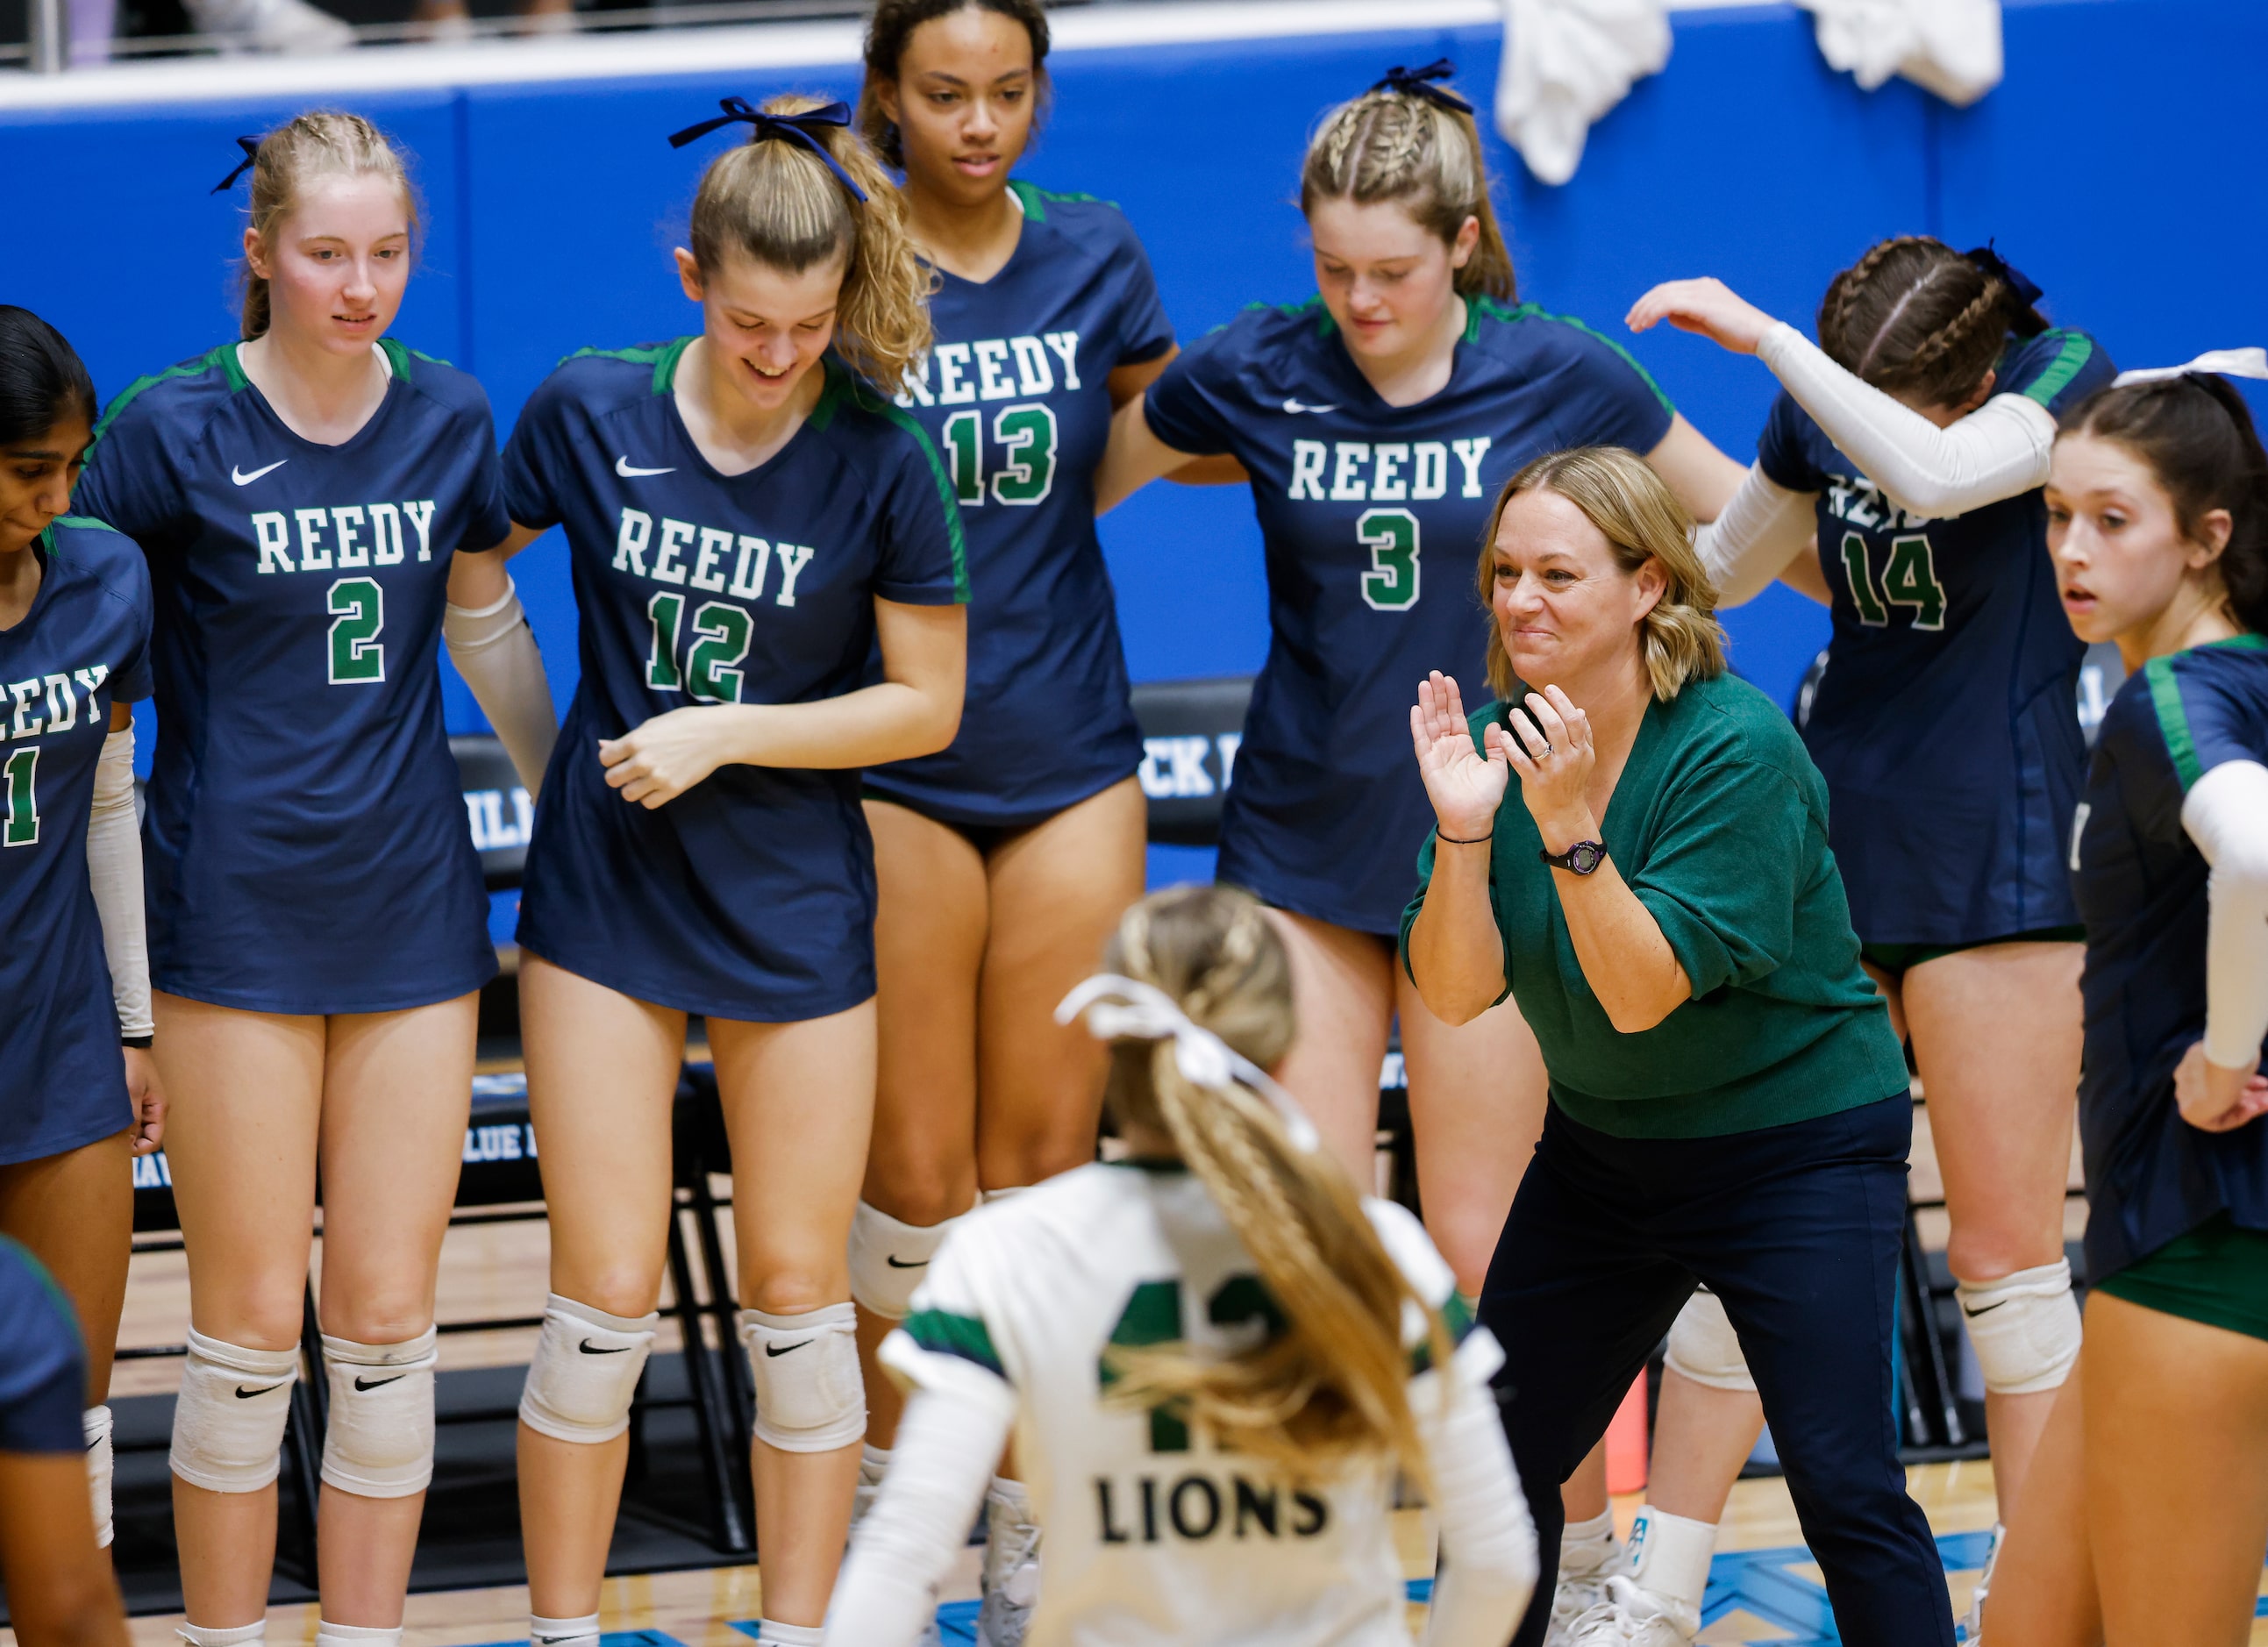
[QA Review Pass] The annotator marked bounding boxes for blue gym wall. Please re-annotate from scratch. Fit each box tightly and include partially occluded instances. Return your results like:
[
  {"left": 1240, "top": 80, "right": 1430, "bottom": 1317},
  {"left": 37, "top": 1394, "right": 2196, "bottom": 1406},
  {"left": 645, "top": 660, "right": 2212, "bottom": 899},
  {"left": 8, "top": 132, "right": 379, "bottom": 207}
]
[{"left": 7, "top": 0, "right": 2264, "bottom": 756}]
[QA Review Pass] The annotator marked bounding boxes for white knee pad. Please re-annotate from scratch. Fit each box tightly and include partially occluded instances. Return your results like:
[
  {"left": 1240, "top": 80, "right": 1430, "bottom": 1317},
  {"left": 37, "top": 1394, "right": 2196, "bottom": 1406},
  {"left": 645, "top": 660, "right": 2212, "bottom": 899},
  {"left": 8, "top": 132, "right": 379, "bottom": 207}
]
[
  {"left": 848, "top": 1201, "right": 963, "bottom": 1321},
  {"left": 83, "top": 1405, "right": 113, "bottom": 1549},
  {"left": 1665, "top": 1288, "right": 1757, "bottom": 1394},
  {"left": 319, "top": 1329, "right": 439, "bottom": 1498},
  {"left": 740, "top": 1302, "right": 864, "bottom": 1453},
  {"left": 518, "top": 1294, "right": 658, "bottom": 1445},
  {"left": 1957, "top": 1259, "right": 2081, "bottom": 1395},
  {"left": 170, "top": 1329, "right": 298, "bottom": 1494}
]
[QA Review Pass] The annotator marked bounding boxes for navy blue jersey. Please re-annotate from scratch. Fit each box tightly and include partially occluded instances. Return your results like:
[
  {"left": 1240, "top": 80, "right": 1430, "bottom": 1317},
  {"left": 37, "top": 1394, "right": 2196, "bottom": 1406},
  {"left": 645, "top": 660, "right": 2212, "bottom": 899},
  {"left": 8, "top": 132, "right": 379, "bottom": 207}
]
[
  {"left": 503, "top": 344, "right": 967, "bottom": 1020},
  {"left": 1145, "top": 296, "right": 1676, "bottom": 935},
  {"left": 0, "top": 520, "right": 152, "bottom": 1166},
  {"left": 75, "top": 340, "right": 508, "bottom": 1014},
  {"left": 1759, "top": 328, "right": 2115, "bottom": 947},
  {"left": 0, "top": 1237, "right": 84, "bottom": 1453},
  {"left": 2072, "top": 636, "right": 2268, "bottom": 1280},
  {"left": 864, "top": 182, "right": 1172, "bottom": 828}
]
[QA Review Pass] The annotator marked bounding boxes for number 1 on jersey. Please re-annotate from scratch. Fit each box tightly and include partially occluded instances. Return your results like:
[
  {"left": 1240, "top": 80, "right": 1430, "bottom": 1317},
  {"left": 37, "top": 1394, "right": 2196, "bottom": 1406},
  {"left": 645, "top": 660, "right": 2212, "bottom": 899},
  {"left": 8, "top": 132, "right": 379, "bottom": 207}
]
[{"left": 1, "top": 748, "right": 38, "bottom": 847}]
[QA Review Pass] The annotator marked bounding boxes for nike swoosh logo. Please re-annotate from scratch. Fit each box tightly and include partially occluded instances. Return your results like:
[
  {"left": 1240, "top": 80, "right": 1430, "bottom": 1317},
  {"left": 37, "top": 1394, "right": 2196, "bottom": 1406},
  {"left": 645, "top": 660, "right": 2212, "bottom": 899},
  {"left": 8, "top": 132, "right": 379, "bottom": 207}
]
[
  {"left": 885, "top": 1255, "right": 930, "bottom": 1269},
  {"left": 1281, "top": 399, "right": 1337, "bottom": 415},
  {"left": 1962, "top": 1300, "right": 2007, "bottom": 1316},
  {"left": 234, "top": 1382, "right": 285, "bottom": 1399},
  {"left": 764, "top": 1340, "right": 812, "bottom": 1358},
  {"left": 232, "top": 460, "right": 289, "bottom": 486},
  {"left": 578, "top": 1341, "right": 631, "bottom": 1354},
  {"left": 353, "top": 1374, "right": 406, "bottom": 1391},
  {"left": 615, "top": 456, "right": 675, "bottom": 478}
]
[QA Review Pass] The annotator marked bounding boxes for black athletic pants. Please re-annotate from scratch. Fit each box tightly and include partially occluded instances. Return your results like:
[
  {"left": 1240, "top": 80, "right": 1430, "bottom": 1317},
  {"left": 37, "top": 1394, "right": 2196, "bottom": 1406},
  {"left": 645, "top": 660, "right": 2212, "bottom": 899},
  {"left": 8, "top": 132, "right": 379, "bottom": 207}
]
[{"left": 1481, "top": 1093, "right": 1954, "bottom": 1647}]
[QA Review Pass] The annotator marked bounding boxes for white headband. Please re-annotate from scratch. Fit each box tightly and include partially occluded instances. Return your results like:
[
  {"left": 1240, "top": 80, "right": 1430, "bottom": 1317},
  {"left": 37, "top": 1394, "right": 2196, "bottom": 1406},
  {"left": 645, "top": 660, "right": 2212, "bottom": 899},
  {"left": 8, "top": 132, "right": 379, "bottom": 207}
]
[
  {"left": 1055, "top": 973, "right": 1322, "bottom": 1154},
  {"left": 2114, "top": 347, "right": 2268, "bottom": 388}
]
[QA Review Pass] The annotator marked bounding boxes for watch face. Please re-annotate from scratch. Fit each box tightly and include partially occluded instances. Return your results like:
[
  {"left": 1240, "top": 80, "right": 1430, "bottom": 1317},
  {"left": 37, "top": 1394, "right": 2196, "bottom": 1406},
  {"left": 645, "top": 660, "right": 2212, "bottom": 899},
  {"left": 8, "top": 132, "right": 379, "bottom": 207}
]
[{"left": 1568, "top": 842, "right": 1606, "bottom": 874}]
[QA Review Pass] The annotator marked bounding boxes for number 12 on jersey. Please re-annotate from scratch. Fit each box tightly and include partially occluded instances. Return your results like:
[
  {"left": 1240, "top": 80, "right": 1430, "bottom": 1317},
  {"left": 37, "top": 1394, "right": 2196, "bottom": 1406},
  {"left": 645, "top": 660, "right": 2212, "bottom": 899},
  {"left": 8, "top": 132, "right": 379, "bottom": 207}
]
[{"left": 645, "top": 591, "right": 753, "bottom": 703}]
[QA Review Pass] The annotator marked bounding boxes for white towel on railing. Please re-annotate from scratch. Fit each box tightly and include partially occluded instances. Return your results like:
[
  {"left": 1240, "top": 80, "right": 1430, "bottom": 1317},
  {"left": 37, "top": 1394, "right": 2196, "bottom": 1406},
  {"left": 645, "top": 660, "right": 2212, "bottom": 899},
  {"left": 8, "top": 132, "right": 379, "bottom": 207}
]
[
  {"left": 1798, "top": 0, "right": 2003, "bottom": 105},
  {"left": 1493, "top": 0, "right": 1671, "bottom": 186}
]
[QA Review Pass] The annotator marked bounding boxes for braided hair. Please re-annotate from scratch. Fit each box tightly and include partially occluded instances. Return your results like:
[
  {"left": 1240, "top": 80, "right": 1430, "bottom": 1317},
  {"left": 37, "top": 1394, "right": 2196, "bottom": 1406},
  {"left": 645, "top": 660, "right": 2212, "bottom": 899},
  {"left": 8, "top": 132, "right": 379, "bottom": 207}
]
[
  {"left": 1816, "top": 235, "right": 2050, "bottom": 409},
  {"left": 2061, "top": 373, "right": 2268, "bottom": 635},
  {"left": 1095, "top": 885, "right": 1452, "bottom": 1487},
  {"left": 1301, "top": 78, "right": 1516, "bottom": 302}
]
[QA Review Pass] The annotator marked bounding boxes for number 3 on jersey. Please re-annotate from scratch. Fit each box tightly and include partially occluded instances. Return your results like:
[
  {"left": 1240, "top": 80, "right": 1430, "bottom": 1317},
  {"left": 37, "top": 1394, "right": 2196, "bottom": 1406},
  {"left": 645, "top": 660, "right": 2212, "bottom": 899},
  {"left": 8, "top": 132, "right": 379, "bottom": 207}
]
[{"left": 1359, "top": 508, "right": 1420, "bottom": 612}]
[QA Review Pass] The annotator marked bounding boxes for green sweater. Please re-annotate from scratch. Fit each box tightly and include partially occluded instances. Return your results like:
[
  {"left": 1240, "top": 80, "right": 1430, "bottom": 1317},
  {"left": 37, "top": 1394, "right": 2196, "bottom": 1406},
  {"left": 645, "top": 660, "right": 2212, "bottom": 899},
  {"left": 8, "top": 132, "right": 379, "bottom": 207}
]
[{"left": 1399, "top": 672, "right": 1908, "bottom": 1139}]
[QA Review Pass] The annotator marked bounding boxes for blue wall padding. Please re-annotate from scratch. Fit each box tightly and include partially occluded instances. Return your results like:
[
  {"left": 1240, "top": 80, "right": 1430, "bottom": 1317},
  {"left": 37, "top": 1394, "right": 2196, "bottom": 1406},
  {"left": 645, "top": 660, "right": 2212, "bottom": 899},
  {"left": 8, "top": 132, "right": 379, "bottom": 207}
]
[{"left": 10, "top": 0, "right": 2263, "bottom": 760}]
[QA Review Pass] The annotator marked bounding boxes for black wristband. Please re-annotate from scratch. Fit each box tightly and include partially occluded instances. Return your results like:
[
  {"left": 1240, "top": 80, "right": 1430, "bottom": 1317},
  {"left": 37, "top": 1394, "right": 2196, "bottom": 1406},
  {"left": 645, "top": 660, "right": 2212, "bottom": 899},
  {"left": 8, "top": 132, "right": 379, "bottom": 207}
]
[
  {"left": 1436, "top": 825, "right": 1493, "bottom": 846},
  {"left": 121, "top": 1035, "right": 152, "bottom": 1050}
]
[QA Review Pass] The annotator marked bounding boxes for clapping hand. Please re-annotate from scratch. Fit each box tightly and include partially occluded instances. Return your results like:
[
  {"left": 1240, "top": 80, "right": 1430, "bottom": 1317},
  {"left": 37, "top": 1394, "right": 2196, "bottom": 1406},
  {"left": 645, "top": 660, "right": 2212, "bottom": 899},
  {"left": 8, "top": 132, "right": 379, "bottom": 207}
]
[
  {"left": 1410, "top": 672, "right": 1509, "bottom": 842},
  {"left": 2173, "top": 1039, "right": 2268, "bottom": 1133},
  {"left": 1625, "top": 277, "right": 1779, "bottom": 356},
  {"left": 1501, "top": 685, "right": 1601, "bottom": 856}
]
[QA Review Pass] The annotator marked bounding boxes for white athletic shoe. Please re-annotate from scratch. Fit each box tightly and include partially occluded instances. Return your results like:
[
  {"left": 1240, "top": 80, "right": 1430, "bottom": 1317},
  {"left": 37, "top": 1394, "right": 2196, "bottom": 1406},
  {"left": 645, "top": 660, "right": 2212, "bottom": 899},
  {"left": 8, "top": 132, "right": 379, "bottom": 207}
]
[
  {"left": 1564, "top": 1576, "right": 1700, "bottom": 1647},
  {"left": 185, "top": 0, "right": 353, "bottom": 51},
  {"left": 1958, "top": 1522, "right": 2004, "bottom": 1644},
  {"left": 977, "top": 1487, "right": 1041, "bottom": 1647},
  {"left": 1544, "top": 1533, "right": 1629, "bottom": 1647}
]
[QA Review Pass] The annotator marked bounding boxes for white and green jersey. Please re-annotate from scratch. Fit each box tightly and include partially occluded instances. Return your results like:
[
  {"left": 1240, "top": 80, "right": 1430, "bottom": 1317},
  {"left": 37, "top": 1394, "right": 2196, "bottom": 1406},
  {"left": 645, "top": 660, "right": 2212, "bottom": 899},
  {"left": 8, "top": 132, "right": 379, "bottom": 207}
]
[{"left": 884, "top": 1160, "right": 1498, "bottom": 1647}]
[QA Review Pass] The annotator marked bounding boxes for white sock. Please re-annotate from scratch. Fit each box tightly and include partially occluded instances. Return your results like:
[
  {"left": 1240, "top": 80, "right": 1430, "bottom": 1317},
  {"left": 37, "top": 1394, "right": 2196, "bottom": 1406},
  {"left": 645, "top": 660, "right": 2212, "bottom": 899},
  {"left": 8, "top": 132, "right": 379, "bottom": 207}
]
[
  {"left": 529, "top": 1614, "right": 600, "bottom": 1647},
  {"left": 83, "top": 1405, "right": 114, "bottom": 1550},
  {"left": 313, "top": 1623, "right": 402, "bottom": 1647},
  {"left": 859, "top": 1442, "right": 890, "bottom": 1487},
  {"left": 180, "top": 1625, "right": 265, "bottom": 1647},
  {"left": 753, "top": 1623, "right": 821, "bottom": 1646},
  {"left": 1559, "top": 1508, "right": 1619, "bottom": 1570},
  {"left": 1625, "top": 1505, "right": 1716, "bottom": 1610},
  {"left": 987, "top": 1473, "right": 1030, "bottom": 1516}
]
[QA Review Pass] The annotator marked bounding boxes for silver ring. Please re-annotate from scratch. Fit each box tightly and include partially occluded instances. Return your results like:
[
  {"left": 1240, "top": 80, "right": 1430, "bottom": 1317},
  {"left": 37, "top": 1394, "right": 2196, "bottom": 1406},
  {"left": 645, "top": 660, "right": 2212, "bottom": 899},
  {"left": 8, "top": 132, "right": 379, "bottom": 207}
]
[{"left": 1538, "top": 742, "right": 1552, "bottom": 757}]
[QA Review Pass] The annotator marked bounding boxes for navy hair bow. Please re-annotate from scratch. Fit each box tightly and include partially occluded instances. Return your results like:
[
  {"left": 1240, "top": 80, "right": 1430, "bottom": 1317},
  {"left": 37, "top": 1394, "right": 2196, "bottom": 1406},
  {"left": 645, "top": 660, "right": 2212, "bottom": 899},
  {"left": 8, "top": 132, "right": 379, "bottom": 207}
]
[
  {"left": 210, "top": 135, "right": 262, "bottom": 196},
  {"left": 1965, "top": 240, "right": 2043, "bottom": 309},
  {"left": 667, "top": 96, "right": 868, "bottom": 203},
  {"left": 1372, "top": 59, "right": 1473, "bottom": 115}
]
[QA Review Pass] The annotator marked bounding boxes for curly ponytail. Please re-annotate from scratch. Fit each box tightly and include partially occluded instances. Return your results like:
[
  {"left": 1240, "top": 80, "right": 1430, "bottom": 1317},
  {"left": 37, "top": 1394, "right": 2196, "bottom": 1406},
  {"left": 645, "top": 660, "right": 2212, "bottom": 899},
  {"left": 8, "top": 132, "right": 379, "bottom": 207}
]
[
  {"left": 1094, "top": 886, "right": 1452, "bottom": 1487},
  {"left": 1815, "top": 234, "right": 2047, "bottom": 410},
  {"left": 688, "top": 93, "right": 934, "bottom": 396}
]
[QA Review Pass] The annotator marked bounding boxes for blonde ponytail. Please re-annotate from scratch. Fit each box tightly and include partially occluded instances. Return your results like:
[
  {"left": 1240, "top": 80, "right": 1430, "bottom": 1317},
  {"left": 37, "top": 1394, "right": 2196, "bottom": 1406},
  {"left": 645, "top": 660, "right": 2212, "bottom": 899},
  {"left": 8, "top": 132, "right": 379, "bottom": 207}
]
[
  {"left": 233, "top": 111, "right": 419, "bottom": 341},
  {"left": 1301, "top": 77, "right": 1515, "bottom": 303},
  {"left": 1094, "top": 886, "right": 1452, "bottom": 1487},
  {"left": 686, "top": 92, "right": 934, "bottom": 396}
]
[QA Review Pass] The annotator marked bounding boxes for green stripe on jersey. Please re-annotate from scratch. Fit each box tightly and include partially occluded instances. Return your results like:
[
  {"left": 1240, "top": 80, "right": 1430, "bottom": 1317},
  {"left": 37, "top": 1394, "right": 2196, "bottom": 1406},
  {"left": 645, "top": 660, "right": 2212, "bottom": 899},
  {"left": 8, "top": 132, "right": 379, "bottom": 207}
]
[
  {"left": 1009, "top": 180, "right": 1117, "bottom": 222},
  {"left": 2019, "top": 330, "right": 2095, "bottom": 409},
  {"left": 51, "top": 515, "right": 119, "bottom": 534},
  {"left": 560, "top": 338, "right": 692, "bottom": 396},
  {"left": 2144, "top": 653, "right": 2202, "bottom": 790},
  {"left": 1409, "top": 1292, "right": 1476, "bottom": 1376},
  {"left": 903, "top": 1308, "right": 1004, "bottom": 1377},
  {"left": 867, "top": 396, "right": 972, "bottom": 604},
  {"left": 1471, "top": 298, "right": 1677, "bottom": 416},
  {"left": 89, "top": 343, "right": 245, "bottom": 447}
]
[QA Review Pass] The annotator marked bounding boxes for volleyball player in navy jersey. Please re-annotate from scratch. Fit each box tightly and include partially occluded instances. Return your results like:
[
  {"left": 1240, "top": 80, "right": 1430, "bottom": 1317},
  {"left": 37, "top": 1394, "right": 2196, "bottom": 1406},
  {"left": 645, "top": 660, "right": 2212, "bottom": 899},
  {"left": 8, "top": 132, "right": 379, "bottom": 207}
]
[
  {"left": 1982, "top": 361, "right": 2268, "bottom": 1647},
  {"left": 0, "top": 307, "right": 161, "bottom": 1561},
  {"left": 845, "top": 4, "right": 1221, "bottom": 1628},
  {"left": 1096, "top": 68, "right": 1745, "bottom": 1621},
  {"left": 1581, "top": 246, "right": 2113, "bottom": 1643},
  {"left": 72, "top": 114, "right": 524, "bottom": 1647},
  {"left": 450, "top": 96, "right": 965, "bottom": 1647}
]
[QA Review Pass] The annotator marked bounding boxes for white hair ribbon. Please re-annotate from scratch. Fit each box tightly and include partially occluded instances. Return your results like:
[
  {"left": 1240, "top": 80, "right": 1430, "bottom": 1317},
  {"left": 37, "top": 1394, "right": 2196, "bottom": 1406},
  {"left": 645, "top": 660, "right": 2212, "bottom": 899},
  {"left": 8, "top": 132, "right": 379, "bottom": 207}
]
[
  {"left": 2114, "top": 347, "right": 2268, "bottom": 388},
  {"left": 1055, "top": 973, "right": 1322, "bottom": 1154}
]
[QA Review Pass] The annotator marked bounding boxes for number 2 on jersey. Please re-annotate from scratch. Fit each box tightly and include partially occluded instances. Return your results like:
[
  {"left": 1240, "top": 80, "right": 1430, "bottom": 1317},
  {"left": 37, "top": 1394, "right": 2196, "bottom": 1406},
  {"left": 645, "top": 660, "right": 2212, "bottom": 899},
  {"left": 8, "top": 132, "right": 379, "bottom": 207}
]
[
  {"left": 1837, "top": 531, "right": 1945, "bottom": 631},
  {"left": 1359, "top": 508, "right": 1420, "bottom": 612},
  {"left": 328, "top": 577, "right": 386, "bottom": 684},
  {"left": 1, "top": 748, "right": 37, "bottom": 847}
]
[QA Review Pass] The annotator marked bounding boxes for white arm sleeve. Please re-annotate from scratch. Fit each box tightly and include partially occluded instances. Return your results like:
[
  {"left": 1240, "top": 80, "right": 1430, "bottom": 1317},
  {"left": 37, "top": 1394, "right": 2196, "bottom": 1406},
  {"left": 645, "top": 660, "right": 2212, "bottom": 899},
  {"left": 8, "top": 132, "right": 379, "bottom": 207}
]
[
  {"left": 86, "top": 728, "right": 151, "bottom": 1042},
  {"left": 1694, "top": 463, "right": 1818, "bottom": 609},
  {"left": 1756, "top": 322, "right": 2058, "bottom": 519},
  {"left": 1417, "top": 1329, "right": 1537, "bottom": 1647},
  {"left": 824, "top": 1374, "right": 1015, "bottom": 1647},
  {"left": 2180, "top": 759, "right": 2268, "bottom": 1071},
  {"left": 444, "top": 576, "right": 559, "bottom": 796}
]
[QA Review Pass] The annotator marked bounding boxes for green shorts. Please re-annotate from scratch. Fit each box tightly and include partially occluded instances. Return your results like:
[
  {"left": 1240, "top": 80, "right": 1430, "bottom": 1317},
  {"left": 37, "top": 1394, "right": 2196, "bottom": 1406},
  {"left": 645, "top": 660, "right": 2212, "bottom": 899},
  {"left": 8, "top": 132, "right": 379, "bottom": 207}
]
[
  {"left": 2093, "top": 1215, "right": 2268, "bottom": 1344},
  {"left": 1859, "top": 924, "right": 2086, "bottom": 977}
]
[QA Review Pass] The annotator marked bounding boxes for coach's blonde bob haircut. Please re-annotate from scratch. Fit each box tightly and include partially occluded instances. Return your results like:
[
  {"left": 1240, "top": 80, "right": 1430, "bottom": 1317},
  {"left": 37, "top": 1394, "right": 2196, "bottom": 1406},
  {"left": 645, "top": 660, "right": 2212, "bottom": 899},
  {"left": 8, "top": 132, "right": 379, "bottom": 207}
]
[
  {"left": 688, "top": 93, "right": 931, "bottom": 396},
  {"left": 1479, "top": 446, "right": 1726, "bottom": 703},
  {"left": 1095, "top": 886, "right": 1452, "bottom": 1487}
]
